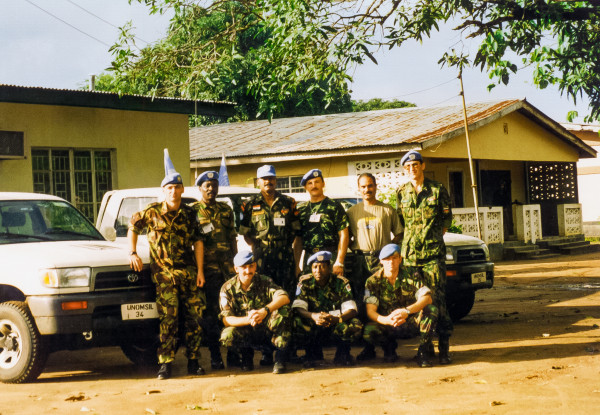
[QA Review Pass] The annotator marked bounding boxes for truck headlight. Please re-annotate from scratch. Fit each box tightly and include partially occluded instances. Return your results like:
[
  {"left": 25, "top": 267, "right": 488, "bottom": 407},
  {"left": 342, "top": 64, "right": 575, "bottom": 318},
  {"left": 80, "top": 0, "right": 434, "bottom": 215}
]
[
  {"left": 482, "top": 244, "right": 491, "bottom": 261},
  {"left": 40, "top": 267, "right": 91, "bottom": 288},
  {"left": 445, "top": 246, "right": 455, "bottom": 264}
]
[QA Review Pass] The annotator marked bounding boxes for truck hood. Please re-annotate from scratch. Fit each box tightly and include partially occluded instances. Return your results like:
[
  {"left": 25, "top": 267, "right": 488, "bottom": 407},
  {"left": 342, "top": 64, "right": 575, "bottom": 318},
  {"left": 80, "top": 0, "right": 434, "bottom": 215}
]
[
  {"left": 0, "top": 240, "right": 131, "bottom": 268},
  {"left": 444, "top": 232, "right": 486, "bottom": 247}
]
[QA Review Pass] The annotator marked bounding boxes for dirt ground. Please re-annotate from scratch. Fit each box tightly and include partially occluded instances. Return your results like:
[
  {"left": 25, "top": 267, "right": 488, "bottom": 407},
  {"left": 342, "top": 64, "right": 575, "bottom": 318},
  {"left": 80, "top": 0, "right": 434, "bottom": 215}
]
[{"left": 2, "top": 252, "right": 600, "bottom": 415}]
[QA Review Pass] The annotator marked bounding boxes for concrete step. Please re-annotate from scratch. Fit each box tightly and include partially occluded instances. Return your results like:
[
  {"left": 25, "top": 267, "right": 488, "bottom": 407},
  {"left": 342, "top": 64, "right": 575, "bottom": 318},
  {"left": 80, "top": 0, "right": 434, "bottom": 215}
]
[
  {"left": 559, "top": 242, "right": 594, "bottom": 255},
  {"left": 515, "top": 248, "right": 560, "bottom": 260}
]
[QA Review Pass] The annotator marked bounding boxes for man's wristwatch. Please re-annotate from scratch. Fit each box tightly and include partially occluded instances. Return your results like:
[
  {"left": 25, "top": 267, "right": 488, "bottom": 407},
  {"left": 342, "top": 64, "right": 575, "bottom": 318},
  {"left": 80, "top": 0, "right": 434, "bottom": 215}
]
[
  {"left": 334, "top": 261, "right": 344, "bottom": 268},
  {"left": 129, "top": 251, "right": 137, "bottom": 256},
  {"left": 264, "top": 306, "right": 271, "bottom": 314}
]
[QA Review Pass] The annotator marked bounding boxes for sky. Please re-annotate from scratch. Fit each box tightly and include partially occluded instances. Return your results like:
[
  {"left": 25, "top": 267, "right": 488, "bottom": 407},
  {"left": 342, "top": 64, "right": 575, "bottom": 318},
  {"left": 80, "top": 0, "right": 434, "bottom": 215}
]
[{"left": 0, "top": 0, "right": 594, "bottom": 124}]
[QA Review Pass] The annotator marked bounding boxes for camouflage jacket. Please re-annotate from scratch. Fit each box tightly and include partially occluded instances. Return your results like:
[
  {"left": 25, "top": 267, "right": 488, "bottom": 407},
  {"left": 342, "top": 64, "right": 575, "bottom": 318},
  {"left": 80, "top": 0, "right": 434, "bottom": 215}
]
[
  {"left": 364, "top": 268, "right": 430, "bottom": 316},
  {"left": 129, "top": 201, "right": 202, "bottom": 269},
  {"left": 293, "top": 273, "right": 355, "bottom": 313},
  {"left": 298, "top": 197, "right": 349, "bottom": 252},
  {"left": 219, "top": 273, "right": 288, "bottom": 318},
  {"left": 396, "top": 178, "right": 452, "bottom": 265},
  {"left": 190, "top": 200, "right": 236, "bottom": 269},
  {"left": 239, "top": 192, "right": 301, "bottom": 249}
]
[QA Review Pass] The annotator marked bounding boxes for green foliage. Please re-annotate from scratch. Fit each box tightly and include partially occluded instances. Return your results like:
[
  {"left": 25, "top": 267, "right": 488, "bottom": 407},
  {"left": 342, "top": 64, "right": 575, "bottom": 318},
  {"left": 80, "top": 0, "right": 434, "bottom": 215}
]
[
  {"left": 352, "top": 99, "right": 416, "bottom": 112},
  {"left": 377, "top": 188, "right": 398, "bottom": 208},
  {"left": 447, "top": 220, "right": 463, "bottom": 234},
  {"left": 118, "top": 0, "right": 600, "bottom": 123},
  {"left": 99, "top": 1, "right": 352, "bottom": 123}
]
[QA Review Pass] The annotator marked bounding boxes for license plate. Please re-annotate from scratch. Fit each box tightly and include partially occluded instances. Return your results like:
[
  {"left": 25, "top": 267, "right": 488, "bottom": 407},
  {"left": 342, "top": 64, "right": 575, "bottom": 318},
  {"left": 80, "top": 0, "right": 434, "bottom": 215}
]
[
  {"left": 121, "top": 302, "right": 158, "bottom": 320},
  {"left": 471, "top": 272, "right": 487, "bottom": 284}
]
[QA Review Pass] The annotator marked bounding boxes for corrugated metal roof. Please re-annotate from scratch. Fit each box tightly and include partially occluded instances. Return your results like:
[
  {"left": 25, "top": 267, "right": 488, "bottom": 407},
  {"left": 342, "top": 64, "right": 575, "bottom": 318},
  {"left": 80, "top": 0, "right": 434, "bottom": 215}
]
[
  {"left": 0, "top": 84, "right": 235, "bottom": 116},
  {"left": 189, "top": 99, "right": 597, "bottom": 161},
  {"left": 190, "top": 99, "right": 522, "bottom": 160}
]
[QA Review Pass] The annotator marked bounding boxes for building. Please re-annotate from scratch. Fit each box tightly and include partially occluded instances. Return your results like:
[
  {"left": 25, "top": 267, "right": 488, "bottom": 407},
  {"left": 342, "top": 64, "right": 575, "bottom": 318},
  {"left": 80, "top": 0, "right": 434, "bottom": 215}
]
[
  {"left": 563, "top": 123, "right": 600, "bottom": 236},
  {"left": 0, "top": 85, "right": 233, "bottom": 220},
  {"left": 189, "top": 99, "right": 596, "bottom": 243}
]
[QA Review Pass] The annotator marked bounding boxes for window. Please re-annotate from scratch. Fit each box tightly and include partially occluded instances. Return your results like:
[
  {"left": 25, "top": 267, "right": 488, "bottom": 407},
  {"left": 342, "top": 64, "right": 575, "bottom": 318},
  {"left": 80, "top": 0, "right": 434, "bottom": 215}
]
[
  {"left": 448, "top": 170, "right": 464, "bottom": 208},
  {"left": 32, "top": 148, "right": 114, "bottom": 221},
  {"left": 276, "top": 175, "right": 304, "bottom": 193}
]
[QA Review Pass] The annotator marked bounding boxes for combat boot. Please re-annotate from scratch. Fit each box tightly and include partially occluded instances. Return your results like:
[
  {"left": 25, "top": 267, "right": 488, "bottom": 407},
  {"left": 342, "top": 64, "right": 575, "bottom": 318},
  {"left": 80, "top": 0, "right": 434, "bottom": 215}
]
[
  {"left": 226, "top": 348, "right": 241, "bottom": 368},
  {"left": 273, "top": 349, "right": 288, "bottom": 374},
  {"left": 209, "top": 345, "right": 225, "bottom": 370},
  {"left": 356, "top": 344, "right": 376, "bottom": 361},
  {"left": 438, "top": 337, "right": 452, "bottom": 365},
  {"left": 157, "top": 363, "right": 172, "bottom": 380},
  {"left": 187, "top": 359, "right": 206, "bottom": 376},
  {"left": 240, "top": 347, "right": 254, "bottom": 371},
  {"left": 303, "top": 344, "right": 317, "bottom": 368},
  {"left": 382, "top": 341, "right": 398, "bottom": 363},
  {"left": 333, "top": 342, "right": 355, "bottom": 366},
  {"left": 416, "top": 344, "right": 433, "bottom": 368}
]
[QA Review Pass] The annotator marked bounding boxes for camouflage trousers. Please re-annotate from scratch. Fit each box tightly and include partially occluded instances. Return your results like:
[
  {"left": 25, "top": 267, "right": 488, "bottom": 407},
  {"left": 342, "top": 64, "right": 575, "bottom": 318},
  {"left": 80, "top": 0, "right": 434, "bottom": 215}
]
[
  {"left": 200, "top": 267, "right": 229, "bottom": 353},
  {"left": 255, "top": 245, "right": 296, "bottom": 294},
  {"left": 363, "top": 303, "right": 439, "bottom": 346},
  {"left": 293, "top": 314, "right": 363, "bottom": 346},
  {"left": 153, "top": 267, "right": 206, "bottom": 364},
  {"left": 220, "top": 305, "right": 292, "bottom": 351},
  {"left": 409, "top": 259, "right": 453, "bottom": 338}
]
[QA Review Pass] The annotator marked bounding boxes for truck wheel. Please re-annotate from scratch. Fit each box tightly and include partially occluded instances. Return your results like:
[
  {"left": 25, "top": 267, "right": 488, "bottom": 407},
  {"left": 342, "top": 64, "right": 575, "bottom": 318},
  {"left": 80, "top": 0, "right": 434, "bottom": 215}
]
[
  {"left": 446, "top": 290, "right": 475, "bottom": 322},
  {"left": 0, "top": 301, "right": 48, "bottom": 383},
  {"left": 120, "top": 338, "right": 159, "bottom": 367}
]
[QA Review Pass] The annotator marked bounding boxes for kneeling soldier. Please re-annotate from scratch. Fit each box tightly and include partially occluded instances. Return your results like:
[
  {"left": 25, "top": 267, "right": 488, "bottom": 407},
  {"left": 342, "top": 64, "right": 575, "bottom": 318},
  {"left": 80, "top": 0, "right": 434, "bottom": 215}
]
[
  {"left": 361, "top": 244, "right": 438, "bottom": 367},
  {"left": 292, "top": 251, "right": 363, "bottom": 367},
  {"left": 219, "top": 251, "right": 292, "bottom": 374}
]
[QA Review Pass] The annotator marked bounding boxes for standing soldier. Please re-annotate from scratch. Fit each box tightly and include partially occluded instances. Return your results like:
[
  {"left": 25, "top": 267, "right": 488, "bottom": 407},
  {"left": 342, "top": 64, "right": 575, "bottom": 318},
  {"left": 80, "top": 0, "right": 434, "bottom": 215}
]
[
  {"left": 362, "top": 244, "right": 439, "bottom": 367},
  {"left": 219, "top": 251, "right": 292, "bottom": 374},
  {"left": 292, "top": 251, "right": 363, "bottom": 367},
  {"left": 395, "top": 150, "right": 453, "bottom": 364},
  {"left": 190, "top": 170, "right": 237, "bottom": 370},
  {"left": 128, "top": 149, "right": 206, "bottom": 380},
  {"left": 347, "top": 173, "right": 403, "bottom": 300},
  {"left": 239, "top": 165, "right": 302, "bottom": 292},
  {"left": 298, "top": 169, "right": 349, "bottom": 276}
]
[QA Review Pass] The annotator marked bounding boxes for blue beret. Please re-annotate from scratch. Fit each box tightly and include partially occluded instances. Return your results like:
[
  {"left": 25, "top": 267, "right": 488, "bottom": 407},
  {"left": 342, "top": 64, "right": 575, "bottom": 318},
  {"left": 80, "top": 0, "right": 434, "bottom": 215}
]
[
  {"left": 257, "top": 165, "right": 276, "bottom": 178},
  {"left": 401, "top": 150, "right": 423, "bottom": 166},
  {"left": 234, "top": 250, "right": 255, "bottom": 267},
  {"left": 300, "top": 169, "right": 323, "bottom": 186},
  {"left": 195, "top": 171, "right": 219, "bottom": 186},
  {"left": 161, "top": 172, "right": 183, "bottom": 187},
  {"left": 306, "top": 250, "right": 332, "bottom": 266},
  {"left": 379, "top": 244, "right": 401, "bottom": 260}
]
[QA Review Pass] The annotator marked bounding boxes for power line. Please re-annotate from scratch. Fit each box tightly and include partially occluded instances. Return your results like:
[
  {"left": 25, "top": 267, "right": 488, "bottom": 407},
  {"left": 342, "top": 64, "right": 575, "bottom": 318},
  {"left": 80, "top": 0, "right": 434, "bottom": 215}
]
[
  {"left": 375, "top": 77, "right": 458, "bottom": 101},
  {"left": 23, "top": 0, "right": 111, "bottom": 47},
  {"left": 65, "top": 0, "right": 150, "bottom": 45}
]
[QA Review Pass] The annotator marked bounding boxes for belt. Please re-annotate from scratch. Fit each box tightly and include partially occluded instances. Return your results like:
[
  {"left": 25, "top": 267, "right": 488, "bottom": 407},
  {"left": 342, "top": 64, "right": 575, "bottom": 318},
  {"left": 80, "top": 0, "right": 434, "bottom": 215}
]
[{"left": 353, "top": 249, "right": 380, "bottom": 257}]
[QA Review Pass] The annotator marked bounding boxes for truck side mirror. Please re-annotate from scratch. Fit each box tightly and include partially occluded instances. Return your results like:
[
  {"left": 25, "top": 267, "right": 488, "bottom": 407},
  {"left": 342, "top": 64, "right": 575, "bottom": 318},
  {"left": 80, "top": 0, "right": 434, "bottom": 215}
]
[{"left": 101, "top": 227, "right": 117, "bottom": 241}]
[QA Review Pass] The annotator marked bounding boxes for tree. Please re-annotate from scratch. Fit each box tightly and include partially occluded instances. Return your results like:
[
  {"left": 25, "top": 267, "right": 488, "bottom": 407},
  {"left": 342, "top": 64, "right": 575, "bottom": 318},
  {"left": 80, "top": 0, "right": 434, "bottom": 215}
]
[
  {"left": 121, "top": 0, "right": 600, "bottom": 122},
  {"left": 352, "top": 98, "right": 415, "bottom": 112},
  {"left": 99, "top": 1, "right": 352, "bottom": 123}
]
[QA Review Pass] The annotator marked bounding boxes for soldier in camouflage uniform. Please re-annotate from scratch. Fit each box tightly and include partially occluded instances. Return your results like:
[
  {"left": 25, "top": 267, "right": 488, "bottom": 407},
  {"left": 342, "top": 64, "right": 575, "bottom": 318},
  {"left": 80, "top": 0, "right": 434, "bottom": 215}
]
[
  {"left": 190, "top": 170, "right": 237, "bottom": 370},
  {"left": 298, "top": 169, "right": 349, "bottom": 276},
  {"left": 395, "top": 150, "right": 453, "bottom": 364},
  {"left": 361, "top": 244, "right": 438, "bottom": 367},
  {"left": 292, "top": 251, "right": 363, "bottom": 367},
  {"left": 219, "top": 251, "right": 292, "bottom": 374},
  {"left": 128, "top": 149, "right": 206, "bottom": 380},
  {"left": 239, "top": 165, "right": 302, "bottom": 295}
]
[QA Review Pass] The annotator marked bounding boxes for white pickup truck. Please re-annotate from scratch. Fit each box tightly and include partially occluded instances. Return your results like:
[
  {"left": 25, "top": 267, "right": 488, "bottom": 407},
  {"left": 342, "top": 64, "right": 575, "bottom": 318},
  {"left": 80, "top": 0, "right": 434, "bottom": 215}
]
[{"left": 0, "top": 192, "right": 159, "bottom": 383}]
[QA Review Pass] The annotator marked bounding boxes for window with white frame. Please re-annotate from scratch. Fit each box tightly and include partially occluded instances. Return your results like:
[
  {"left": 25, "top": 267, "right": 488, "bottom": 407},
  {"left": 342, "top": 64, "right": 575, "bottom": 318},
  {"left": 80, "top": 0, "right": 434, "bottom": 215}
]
[
  {"left": 32, "top": 148, "right": 114, "bottom": 221},
  {"left": 276, "top": 175, "right": 304, "bottom": 193}
]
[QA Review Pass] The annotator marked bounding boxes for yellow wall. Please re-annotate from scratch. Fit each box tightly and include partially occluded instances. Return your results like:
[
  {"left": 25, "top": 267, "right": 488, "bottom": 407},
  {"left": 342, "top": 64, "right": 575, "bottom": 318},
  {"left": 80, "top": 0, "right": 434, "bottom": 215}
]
[
  {"left": 427, "top": 112, "right": 580, "bottom": 162},
  {"left": 0, "top": 102, "right": 190, "bottom": 192}
]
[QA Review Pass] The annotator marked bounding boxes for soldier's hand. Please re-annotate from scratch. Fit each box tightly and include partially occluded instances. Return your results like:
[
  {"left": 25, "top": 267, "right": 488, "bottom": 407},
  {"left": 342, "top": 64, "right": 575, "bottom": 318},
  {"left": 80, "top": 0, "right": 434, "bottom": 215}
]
[
  {"left": 196, "top": 271, "right": 205, "bottom": 288},
  {"left": 128, "top": 253, "right": 143, "bottom": 272},
  {"left": 332, "top": 263, "right": 344, "bottom": 276}
]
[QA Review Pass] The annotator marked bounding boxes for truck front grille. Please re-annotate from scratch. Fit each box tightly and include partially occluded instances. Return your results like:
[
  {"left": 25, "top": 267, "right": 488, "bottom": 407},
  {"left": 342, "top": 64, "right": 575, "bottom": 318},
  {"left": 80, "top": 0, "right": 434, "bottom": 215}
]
[
  {"left": 456, "top": 248, "right": 486, "bottom": 262},
  {"left": 94, "top": 268, "right": 153, "bottom": 290}
]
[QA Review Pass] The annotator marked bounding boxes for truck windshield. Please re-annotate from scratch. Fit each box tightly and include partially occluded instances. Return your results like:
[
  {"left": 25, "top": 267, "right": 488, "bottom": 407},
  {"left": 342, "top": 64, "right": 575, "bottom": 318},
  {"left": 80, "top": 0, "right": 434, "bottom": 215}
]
[{"left": 0, "top": 200, "right": 104, "bottom": 244}]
